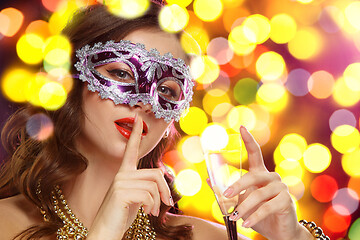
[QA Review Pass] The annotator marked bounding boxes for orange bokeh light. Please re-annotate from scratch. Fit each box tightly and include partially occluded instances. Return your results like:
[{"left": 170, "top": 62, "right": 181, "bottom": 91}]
[
  {"left": 0, "top": 7, "right": 24, "bottom": 37},
  {"left": 26, "top": 20, "right": 52, "bottom": 39},
  {"left": 308, "top": 70, "right": 335, "bottom": 99},
  {"left": 222, "top": 7, "right": 249, "bottom": 32},
  {"left": 323, "top": 206, "right": 351, "bottom": 233},
  {"left": 311, "top": 175, "right": 338, "bottom": 202},
  {"left": 348, "top": 177, "right": 360, "bottom": 199},
  {"left": 41, "top": 0, "right": 63, "bottom": 12}
]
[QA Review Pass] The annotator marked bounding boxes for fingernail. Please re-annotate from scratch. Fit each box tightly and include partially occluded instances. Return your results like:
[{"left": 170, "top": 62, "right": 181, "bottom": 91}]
[
  {"left": 169, "top": 196, "right": 174, "bottom": 206},
  {"left": 223, "top": 187, "right": 233, "bottom": 198},
  {"left": 242, "top": 220, "right": 251, "bottom": 228},
  {"left": 240, "top": 125, "right": 247, "bottom": 131},
  {"left": 156, "top": 208, "right": 160, "bottom": 216},
  {"left": 229, "top": 210, "right": 239, "bottom": 221}
]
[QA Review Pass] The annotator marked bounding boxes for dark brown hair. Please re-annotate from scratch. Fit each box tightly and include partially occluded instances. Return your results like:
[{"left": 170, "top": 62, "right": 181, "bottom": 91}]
[{"left": 0, "top": 3, "right": 192, "bottom": 239}]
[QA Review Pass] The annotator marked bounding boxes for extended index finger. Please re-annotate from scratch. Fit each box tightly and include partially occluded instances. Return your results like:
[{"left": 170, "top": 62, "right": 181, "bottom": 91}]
[
  {"left": 118, "top": 114, "right": 143, "bottom": 171},
  {"left": 240, "top": 126, "right": 267, "bottom": 172}
]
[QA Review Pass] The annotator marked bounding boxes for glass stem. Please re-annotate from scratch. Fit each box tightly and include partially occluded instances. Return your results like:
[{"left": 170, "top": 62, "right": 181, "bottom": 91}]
[{"left": 223, "top": 215, "right": 237, "bottom": 240}]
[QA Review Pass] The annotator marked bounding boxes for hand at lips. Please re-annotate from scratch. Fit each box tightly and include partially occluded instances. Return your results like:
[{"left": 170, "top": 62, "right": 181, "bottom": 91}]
[
  {"left": 114, "top": 117, "right": 148, "bottom": 139},
  {"left": 87, "top": 114, "right": 173, "bottom": 239}
]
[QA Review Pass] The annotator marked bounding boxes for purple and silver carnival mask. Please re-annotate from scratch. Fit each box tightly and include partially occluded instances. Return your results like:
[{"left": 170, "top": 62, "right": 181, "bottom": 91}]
[{"left": 74, "top": 40, "right": 194, "bottom": 122}]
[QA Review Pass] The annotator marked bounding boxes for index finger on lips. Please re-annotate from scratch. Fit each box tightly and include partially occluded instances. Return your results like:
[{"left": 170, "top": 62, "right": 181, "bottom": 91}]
[
  {"left": 240, "top": 125, "right": 267, "bottom": 172},
  {"left": 119, "top": 114, "right": 143, "bottom": 172}
]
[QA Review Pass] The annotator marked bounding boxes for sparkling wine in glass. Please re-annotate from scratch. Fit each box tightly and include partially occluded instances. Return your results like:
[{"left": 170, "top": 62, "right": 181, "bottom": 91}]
[{"left": 203, "top": 134, "right": 243, "bottom": 240}]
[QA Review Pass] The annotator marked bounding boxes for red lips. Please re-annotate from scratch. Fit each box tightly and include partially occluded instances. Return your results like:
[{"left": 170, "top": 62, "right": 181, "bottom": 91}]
[{"left": 114, "top": 117, "right": 148, "bottom": 139}]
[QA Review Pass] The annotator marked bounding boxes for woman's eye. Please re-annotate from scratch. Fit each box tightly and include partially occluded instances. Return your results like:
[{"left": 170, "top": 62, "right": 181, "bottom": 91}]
[
  {"left": 106, "top": 69, "right": 134, "bottom": 83},
  {"left": 158, "top": 85, "right": 180, "bottom": 101}
]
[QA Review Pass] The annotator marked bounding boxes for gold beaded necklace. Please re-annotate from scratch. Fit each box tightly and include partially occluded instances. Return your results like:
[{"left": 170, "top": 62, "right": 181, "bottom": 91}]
[{"left": 37, "top": 185, "right": 156, "bottom": 240}]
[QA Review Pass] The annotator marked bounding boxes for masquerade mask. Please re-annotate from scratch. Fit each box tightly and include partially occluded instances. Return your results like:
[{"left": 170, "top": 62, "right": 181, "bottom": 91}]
[{"left": 74, "top": 40, "right": 194, "bottom": 122}]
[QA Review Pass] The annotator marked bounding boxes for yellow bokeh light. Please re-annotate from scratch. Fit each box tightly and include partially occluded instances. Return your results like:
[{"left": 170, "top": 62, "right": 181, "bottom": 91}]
[
  {"left": 180, "top": 106, "right": 208, "bottom": 135},
  {"left": 344, "top": 1, "right": 360, "bottom": 30},
  {"left": 43, "top": 35, "right": 72, "bottom": 57},
  {"left": 181, "top": 26, "right": 208, "bottom": 55},
  {"left": 200, "top": 123, "right": 228, "bottom": 151},
  {"left": 243, "top": 14, "right": 271, "bottom": 44},
  {"left": 222, "top": 0, "right": 245, "bottom": 8},
  {"left": 256, "top": 83, "right": 288, "bottom": 112},
  {"left": 226, "top": 106, "right": 256, "bottom": 132},
  {"left": 44, "top": 48, "right": 70, "bottom": 66},
  {"left": 175, "top": 169, "right": 202, "bottom": 196},
  {"left": 297, "top": 0, "right": 314, "bottom": 3},
  {"left": 342, "top": 148, "right": 360, "bottom": 177},
  {"left": 211, "top": 102, "right": 233, "bottom": 119},
  {"left": 303, "top": 143, "right": 331, "bottom": 173},
  {"left": 180, "top": 136, "right": 204, "bottom": 164},
  {"left": 189, "top": 55, "right": 205, "bottom": 79},
  {"left": 343, "top": 63, "right": 360, "bottom": 91},
  {"left": 331, "top": 125, "right": 360, "bottom": 154},
  {"left": 194, "top": 55, "right": 220, "bottom": 84},
  {"left": 39, "top": 81, "right": 67, "bottom": 110},
  {"left": 203, "top": 89, "right": 230, "bottom": 115},
  {"left": 308, "top": 70, "right": 335, "bottom": 99},
  {"left": 288, "top": 27, "right": 322, "bottom": 60},
  {"left": 222, "top": 134, "right": 247, "bottom": 165},
  {"left": 283, "top": 176, "right": 303, "bottom": 188},
  {"left": 279, "top": 133, "right": 307, "bottom": 161},
  {"left": 333, "top": 77, "right": 360, "bottom": 107},
  {"left": 106, "top": 0, "right": 150, "bottom": 19},
  {"left": 178, "top": 183, "right": 215, "bottom": 215},
  {"left": 256, "top": 51, "right": 286, "bottom": 81},
  {"left": 48, "top": 1, "right": 79, "bottom": 35},
  {"left": 43, "top": 35, "right": 72, "bottom": 71},
  {"left": 16, "top": 34, "right": 45, "bottom": 65},
  {"left": 274, "top": 146, "right": 285, "bottom": 166},
  {"left": 249, "top": 103, "right": 271, "bottom": 125},
  {"left": 48, "top": 68, "right": 73, "bottom": 93},
  {"left": 270, "top": 13, "right": 297, "bottom": 44},
  {"left": 193, "top": 0, "right": 223, "bottom": 22},
  {"left": 275, "top": 159, "right": 304, "bottom": 180},
  {"left": 280, "top": 142, "right": 303, "bottom": 162},
  {"left": 228, "top": 25, "right": 256, "bottom": 55},
  {"left": 211, "top": 199, "right": 225, "bottom": 223},
  {"left": 159, "top": 4, "right": 189, "bottom": 33},
  {"left": 26, "top": 73, "right": 49, "bottom": 106},
  {"left": 1, "top": 68, "right": 32, "bottom": 102},
  {"left": 165, "top": 0, "right": 192, "bottom": 7}
]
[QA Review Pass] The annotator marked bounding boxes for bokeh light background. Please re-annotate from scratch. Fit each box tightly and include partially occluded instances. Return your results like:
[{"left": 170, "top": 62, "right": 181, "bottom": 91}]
[{"left": 1, "top": 0, "right": 360, "bottom": 239}]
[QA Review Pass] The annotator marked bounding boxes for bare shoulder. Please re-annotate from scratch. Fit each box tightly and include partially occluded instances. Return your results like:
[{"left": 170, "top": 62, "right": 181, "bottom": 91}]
[
  {"left": 166, "top": 213, "right": 251, "bottom": 240},
  {"left": 0, "top": 194, "right": 40, "bottom": 239}
]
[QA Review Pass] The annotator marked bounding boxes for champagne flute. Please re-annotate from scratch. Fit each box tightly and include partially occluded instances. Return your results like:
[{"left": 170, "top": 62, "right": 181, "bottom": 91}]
[{"left": 203, "top": 134, "right": 243, "bottom": 240}]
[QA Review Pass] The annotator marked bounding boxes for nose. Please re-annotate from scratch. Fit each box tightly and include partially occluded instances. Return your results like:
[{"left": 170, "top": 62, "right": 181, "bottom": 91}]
[{"left": 134, "top": 101, "right": 152, "bottom": 113}]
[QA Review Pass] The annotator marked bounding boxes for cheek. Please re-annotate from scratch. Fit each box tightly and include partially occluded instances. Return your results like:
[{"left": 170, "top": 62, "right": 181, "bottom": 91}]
[{"left": 138, "top": 121, "right": 171, "bottom": 158}]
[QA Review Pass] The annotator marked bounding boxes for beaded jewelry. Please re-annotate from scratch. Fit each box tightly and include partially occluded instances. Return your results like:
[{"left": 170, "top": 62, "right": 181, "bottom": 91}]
[
  {"left": 124, "top": 207, "right": 157, "bottom": 240},
  {"left": 51, "top": 186, "right": 88, "bottom": 240},
  {"left": 299, "top": 220, "right": 330, "bottom": 240},
  {"left": 37, "top": 184, "right": 156, "bottom": 239}
]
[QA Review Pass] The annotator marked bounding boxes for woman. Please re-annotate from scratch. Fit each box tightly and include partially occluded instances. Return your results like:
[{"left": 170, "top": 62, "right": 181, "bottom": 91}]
[{"left": 0, "top": 2, "right": 323, "bottom": 240}]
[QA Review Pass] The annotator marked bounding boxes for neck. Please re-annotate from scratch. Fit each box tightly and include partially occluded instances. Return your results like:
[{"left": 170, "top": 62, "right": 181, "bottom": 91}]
[{"left": 62, "top": 140, "right": 123, "bottom": 228}]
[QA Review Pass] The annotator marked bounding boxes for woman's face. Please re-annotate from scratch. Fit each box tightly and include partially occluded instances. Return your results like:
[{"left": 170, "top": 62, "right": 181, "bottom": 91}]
[{"left": 76, "top": 28, "right": 187, "bottom": 164}]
